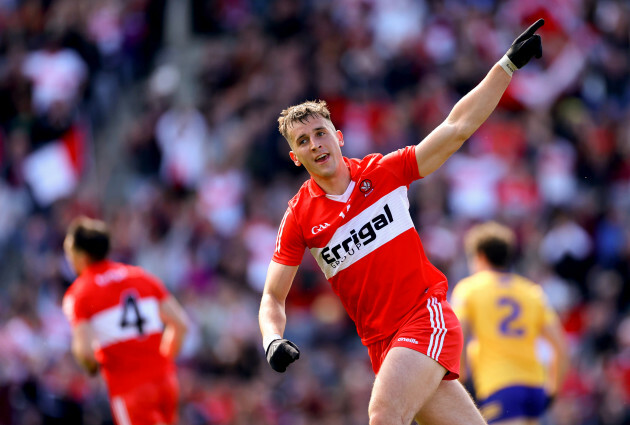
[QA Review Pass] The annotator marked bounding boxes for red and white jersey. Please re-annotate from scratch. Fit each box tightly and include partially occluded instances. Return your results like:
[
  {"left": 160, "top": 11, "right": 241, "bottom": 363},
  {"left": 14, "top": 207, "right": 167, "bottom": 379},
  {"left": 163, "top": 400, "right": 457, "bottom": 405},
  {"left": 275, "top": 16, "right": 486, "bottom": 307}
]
[
  {"left": 273, "top": 146, "right": 448, "bottom": 345},
  {"left": 63, "top": 260, "right": 174, "bottom": 396}
]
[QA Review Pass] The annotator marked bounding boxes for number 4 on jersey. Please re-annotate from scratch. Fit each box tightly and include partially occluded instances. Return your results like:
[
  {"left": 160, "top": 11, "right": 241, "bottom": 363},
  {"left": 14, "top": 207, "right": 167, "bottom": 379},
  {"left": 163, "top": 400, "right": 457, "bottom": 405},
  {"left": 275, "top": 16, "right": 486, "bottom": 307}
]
[{"left": 120, "top": 295, "right": 146, "bottom": 335}]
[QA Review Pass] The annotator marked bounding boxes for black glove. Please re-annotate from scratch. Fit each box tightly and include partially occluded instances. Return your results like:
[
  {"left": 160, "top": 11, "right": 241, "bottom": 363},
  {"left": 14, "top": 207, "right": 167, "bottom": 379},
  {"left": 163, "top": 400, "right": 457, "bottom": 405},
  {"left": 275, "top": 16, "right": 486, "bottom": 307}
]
[
  {"left": 505, "top": 19, "right": 544, "bottom": 70},
  {"left": 266, "top": 339, "right": 300, "bottom": 373}
]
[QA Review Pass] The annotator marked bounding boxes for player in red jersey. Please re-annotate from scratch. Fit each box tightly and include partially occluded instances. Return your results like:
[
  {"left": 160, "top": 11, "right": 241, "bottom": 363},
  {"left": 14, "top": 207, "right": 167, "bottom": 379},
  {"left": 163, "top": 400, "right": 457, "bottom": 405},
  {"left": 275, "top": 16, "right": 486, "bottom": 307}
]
[
  {"left": 259, "top": 20, "right": 545, "bottom": 425},
  {"left": 62, "top": 216, "right": 189, "bottom": 425}
]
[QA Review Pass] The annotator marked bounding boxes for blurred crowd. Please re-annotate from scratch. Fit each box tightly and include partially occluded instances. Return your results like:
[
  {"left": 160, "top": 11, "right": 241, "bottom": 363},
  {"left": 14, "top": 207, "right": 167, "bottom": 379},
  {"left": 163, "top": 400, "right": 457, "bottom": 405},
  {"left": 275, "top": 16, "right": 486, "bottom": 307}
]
[{"left": 0, "top": 0, "right": 629, "bottom": 424}]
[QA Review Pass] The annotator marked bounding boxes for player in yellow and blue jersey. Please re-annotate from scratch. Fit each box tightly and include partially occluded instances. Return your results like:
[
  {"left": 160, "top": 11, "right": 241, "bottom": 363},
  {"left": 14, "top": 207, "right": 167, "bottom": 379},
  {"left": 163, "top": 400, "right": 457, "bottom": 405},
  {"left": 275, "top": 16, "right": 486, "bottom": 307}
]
[{"left": 451, "top": 221, "right": 569, "bottom": 425}]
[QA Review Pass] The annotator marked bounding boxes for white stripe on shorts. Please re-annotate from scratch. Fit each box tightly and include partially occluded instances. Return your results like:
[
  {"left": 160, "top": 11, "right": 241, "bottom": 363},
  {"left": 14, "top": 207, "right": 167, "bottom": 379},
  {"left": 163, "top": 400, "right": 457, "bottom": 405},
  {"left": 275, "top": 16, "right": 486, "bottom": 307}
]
[
  {"left": 427, "top": 297, "right": 447, "bottom": 361},
  {"left": 430, "top": 298, "right": 442, "bottom": 359},
  {"left": 426, "top": 297, "right": 437, "bottom": 358},
  {"left": 433, "top": 299, "right": 447, "bottom": 360},
  {"left": 112, "top": 396, "right": 132, "bottom": 425}
]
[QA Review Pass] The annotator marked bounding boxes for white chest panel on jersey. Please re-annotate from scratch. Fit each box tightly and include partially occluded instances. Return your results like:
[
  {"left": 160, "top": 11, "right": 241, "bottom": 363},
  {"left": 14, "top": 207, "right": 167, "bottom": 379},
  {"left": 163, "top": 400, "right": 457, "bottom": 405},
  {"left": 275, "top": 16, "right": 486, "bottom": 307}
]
[
  {"left": 90, "top": 296, "right": 163, "bottom": 348},
  {"left": 310, "top": 186, "right": 414, "bottom": 279}
]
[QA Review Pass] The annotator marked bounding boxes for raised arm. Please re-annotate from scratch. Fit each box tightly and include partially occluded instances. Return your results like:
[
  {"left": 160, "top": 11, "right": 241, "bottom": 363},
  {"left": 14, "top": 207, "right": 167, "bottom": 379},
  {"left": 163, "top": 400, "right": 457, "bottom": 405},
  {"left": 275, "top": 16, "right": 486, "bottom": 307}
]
[
  {"left": 415, "top": 19, "right": 544, "bottom": 177},
  {"left": 259, "top": 260, "right": 300, "bottom": 372}
]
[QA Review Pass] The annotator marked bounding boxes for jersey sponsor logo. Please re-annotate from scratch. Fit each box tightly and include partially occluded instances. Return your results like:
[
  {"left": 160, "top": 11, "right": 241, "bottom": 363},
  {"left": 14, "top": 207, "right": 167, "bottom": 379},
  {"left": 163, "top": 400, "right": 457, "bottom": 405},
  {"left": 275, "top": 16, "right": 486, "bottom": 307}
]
[
  {"left": 90, "top": 296, "right": 163, "bottom": 348},
  {"left": 321, "top": 204, "right": 394, "bottom": 266},
  {"left": 398, "top": 337, "right": 418, "bottom": 344},
  {"left": 311, "top": 222, "right": 330, "bottom": 234},
  {"left": 310, "top": 186, "right": 414, "bottom": 279}
]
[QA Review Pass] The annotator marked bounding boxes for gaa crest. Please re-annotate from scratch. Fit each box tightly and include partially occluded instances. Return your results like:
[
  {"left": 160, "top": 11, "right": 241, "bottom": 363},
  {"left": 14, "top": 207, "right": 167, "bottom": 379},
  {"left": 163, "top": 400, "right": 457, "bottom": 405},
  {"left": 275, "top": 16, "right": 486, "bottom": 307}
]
[{"left": 360, "top": 179, "right": 373, "bottom": 195}]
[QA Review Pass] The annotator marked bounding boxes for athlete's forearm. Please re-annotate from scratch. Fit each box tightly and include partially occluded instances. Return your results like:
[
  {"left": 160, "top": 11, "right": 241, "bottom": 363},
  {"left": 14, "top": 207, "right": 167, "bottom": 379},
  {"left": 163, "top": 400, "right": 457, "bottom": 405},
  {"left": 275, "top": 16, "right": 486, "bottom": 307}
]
[
  {"left": 551, "top": 346, "right": 570, "bottom": 394},
  {"left": 542, "top": 321, "right": 569, "bottom": 394},
  {"left": 259, "top": 261, "right": 298, "bottom": 347},
  {"left": 445, "top": 64, "right": 511, "bottom": 141},
  {"left": 414, "top": 64, "right": 512, "bottom": 177},
  {"left": 163, "top": 321, "right": 188, "bottom": 359},
  {"left": 259, "top": 292, "right": 287, "bottom": 342},
  {"left": 414, "top": 21, "right": 544, "bottom": 177},
  {"left": 160, "top": 324, "right": 187, "bottom": 359},
  {"left": 158, "top": 296, "right": 189, "bottom": 359},
  {"left": 71, "top": 322, "right": 99, "bottom": 376},
  {"left": 446, "top": 19, "right": 544, "bottom": 140}
]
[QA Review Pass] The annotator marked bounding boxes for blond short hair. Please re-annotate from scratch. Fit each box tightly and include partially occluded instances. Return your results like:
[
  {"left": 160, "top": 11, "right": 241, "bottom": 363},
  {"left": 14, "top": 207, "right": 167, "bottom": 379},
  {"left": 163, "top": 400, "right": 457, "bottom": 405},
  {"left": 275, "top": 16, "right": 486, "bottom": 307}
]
[
  {"left": 464, "top": 221, "right": 516, "bottom": 269},
  {"left": 278, "top": 100, "right": 332, "bottom": 144}
]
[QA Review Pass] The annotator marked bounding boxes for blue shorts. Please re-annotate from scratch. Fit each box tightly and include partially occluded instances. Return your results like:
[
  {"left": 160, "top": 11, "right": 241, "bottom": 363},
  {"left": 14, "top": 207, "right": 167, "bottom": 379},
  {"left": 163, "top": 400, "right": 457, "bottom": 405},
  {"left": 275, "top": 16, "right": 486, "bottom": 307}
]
[{"left": 478, "top": 386, "right": 550, "bottom": 424}]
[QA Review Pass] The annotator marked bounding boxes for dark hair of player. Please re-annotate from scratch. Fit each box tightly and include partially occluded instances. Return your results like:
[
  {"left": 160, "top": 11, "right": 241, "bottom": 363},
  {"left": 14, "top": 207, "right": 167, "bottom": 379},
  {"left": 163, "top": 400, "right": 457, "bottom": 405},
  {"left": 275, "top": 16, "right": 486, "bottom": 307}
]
[
  {"left": 66, "top": 216, "right": 111, "bottom": 262},
  {"left": 464, "top": 221, "right": 516, "bottom": 269}
]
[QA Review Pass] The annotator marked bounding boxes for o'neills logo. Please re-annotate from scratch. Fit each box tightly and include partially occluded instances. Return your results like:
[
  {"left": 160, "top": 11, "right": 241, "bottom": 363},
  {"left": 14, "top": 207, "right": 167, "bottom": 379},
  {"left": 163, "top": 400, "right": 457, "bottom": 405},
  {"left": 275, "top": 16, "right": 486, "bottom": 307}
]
[{"left": 321, "top": 204, "right": 393, "bottom": 267}]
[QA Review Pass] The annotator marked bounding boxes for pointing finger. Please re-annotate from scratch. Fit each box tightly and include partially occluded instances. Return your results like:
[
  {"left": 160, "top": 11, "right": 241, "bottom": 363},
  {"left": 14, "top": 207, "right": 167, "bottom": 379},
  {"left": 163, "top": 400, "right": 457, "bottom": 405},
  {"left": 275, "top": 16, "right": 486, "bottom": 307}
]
[{"left": 523, "top": 18, "right": 545, "bottom": 38}]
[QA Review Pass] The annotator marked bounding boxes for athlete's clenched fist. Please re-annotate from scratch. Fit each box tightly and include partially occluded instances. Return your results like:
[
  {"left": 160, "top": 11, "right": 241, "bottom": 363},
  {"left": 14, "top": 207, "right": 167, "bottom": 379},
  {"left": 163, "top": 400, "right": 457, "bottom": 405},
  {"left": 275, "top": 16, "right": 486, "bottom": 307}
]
[
  {"left": 266, "top": 339, "right": 300, "bottom": 373},
  {"left": 499, "top": 19, "right": 544, "bottom": 76}
]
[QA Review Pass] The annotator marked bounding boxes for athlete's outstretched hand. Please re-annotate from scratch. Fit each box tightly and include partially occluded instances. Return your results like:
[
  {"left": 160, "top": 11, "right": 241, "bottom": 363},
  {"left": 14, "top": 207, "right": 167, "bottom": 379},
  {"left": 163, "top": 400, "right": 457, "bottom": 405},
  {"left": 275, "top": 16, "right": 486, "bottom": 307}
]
[
  {"left": 500, "top": 19, "right": 544, "bottom": 75},
  {"left": 266, "top": 339, "right": 300, "bottom": 373}
]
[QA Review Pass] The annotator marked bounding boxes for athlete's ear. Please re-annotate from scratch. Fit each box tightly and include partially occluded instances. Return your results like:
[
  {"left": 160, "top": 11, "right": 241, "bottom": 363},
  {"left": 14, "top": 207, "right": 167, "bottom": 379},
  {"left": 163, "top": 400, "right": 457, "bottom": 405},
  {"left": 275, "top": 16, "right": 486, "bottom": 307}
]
[
  {"left": 337, "top": 130, "right": 344, "bottom": 147},
  {"left": 69, "top": 250, "right": 90, "bottom": 275},
  {"left": 289, "top": 151, "right": 301, "bottom": 167}
]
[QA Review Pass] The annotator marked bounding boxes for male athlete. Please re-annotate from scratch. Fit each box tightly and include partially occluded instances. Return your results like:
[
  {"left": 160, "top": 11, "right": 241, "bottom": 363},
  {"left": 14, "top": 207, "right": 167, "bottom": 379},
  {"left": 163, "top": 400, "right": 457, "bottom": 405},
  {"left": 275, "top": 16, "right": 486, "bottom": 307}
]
[
  {"left": 259, "top": 19, "right": 545, "bottom": 425},
  {"left": 451, "top": 222, "right": 568, "bottom": 425},
  {"left": 62, "top": 216, "right": 189, "bottom": 425}
]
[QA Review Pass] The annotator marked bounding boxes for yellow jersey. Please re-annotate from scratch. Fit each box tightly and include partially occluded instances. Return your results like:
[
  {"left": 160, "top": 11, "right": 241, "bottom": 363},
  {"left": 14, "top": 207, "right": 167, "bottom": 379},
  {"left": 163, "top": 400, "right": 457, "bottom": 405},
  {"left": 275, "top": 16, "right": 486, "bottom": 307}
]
[{"left": 450, "top": 270, "right": 559, "bottom": 399}]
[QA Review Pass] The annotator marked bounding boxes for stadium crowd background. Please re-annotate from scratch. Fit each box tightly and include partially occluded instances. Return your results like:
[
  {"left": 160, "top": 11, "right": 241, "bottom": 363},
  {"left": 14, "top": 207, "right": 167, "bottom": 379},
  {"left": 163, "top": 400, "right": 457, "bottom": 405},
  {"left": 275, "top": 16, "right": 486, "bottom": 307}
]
[{"left": 0, "top": 0, "right": 629, "bottom": 424}]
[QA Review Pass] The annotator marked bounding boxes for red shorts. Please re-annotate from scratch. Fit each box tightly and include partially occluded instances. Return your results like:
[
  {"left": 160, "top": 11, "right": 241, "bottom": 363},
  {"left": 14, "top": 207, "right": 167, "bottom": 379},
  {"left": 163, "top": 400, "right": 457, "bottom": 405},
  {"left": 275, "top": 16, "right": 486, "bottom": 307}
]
[
  {"left": 367, "top": 296, "right": 463, "bottom": 379},
  {"left": 110, "top": 371, "right": 179, "bottom": 425}
]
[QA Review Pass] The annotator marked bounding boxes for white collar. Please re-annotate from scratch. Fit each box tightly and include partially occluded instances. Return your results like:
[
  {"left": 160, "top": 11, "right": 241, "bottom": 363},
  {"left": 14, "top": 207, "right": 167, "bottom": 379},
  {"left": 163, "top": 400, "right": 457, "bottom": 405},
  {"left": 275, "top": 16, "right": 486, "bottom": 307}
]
[{"left": 325, "top": 180, "right": 356, "bottom": 203}]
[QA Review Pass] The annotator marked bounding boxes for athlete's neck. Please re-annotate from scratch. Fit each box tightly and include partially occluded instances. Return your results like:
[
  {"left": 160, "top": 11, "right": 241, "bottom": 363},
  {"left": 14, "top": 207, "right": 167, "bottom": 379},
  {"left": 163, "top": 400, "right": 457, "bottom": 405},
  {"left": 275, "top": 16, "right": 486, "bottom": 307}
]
[
  {"left": 474, "top": 262, "right": 510, "bottom": 275},
  {"left": 471, "top": 255, "right": 509, "bottom": 274},
  {"left": 312, "top": 165, "right": 352, "bottom": 195}
]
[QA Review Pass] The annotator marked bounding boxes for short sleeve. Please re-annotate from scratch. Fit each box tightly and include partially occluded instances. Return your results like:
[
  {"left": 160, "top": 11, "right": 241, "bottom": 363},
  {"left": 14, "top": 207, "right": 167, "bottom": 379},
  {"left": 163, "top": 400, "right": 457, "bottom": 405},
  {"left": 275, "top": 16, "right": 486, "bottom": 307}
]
[
  {"left": 62, "top": 287, "right": 91, "bottom": 326},
  {"left": 144, "top": 272, "right": 170, "bottom": 300},
  {"left": 271, "top": 206, "right": 307, "bottom": 266},
  {"left": 450, "top": 281, "right": 470, "bottom": 323},
  {"left": 380, "top": 146, "right": 421, "bottom": 185}
]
